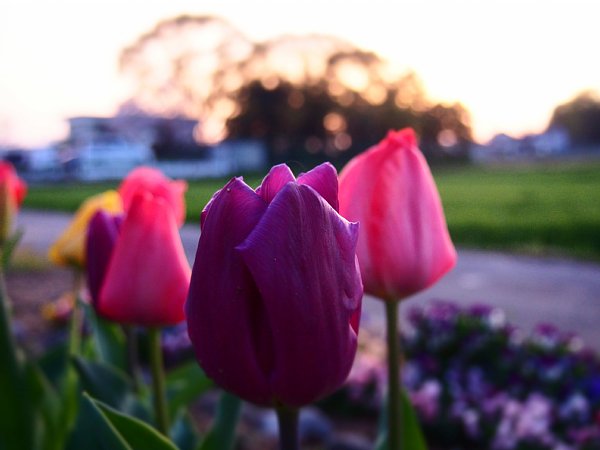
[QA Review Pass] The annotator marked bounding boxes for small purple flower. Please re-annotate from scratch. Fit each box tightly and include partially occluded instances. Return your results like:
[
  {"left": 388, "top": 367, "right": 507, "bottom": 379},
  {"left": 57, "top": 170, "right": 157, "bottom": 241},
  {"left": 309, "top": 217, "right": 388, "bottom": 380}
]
[{"left": 411, "top": 379, "right": 441, "bottom": 421}]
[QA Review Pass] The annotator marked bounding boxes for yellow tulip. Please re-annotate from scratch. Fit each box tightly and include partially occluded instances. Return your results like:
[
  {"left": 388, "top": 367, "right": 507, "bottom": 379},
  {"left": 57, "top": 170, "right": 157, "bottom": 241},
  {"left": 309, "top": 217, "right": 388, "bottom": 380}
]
[{"left": 48, "top": 190, "right": 123, "bottom": 268}]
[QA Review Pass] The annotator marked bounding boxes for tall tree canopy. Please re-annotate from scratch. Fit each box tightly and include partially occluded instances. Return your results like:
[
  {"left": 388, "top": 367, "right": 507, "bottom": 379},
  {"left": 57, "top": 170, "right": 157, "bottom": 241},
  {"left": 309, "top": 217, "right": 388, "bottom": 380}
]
[
  {"left": 119, "top": 15, "right": 473, "bottom": 164},
  {"left": 548, "top": 91, "right": 600, "bottom": 147}
]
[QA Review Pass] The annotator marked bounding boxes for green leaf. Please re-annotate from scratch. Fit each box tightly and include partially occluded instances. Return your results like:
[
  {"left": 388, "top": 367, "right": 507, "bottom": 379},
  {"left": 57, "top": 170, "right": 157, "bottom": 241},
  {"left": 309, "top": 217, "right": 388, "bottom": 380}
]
[
  {"left": 32, "top": 345, "right": 80, "bottom": 448},
  {"left": 0, "top": 268, "right": 33, "bottom": 450},
  {"left": 1, "top": 228, "right": 24, "bottom": 267},
  {"left": 67, "top": 394, "right": 132, "bottom": 450},
  {"left": 375, "top": 389, "right": 428, "bottom": 450},
  {"left": 24, "top": 361, "right": 63, "bottom": 450},
  {"left": 169, "top": 411, "right": 199, "bottom": 450},
  {"left": 72, "top": 356, "right": 131, "bottom": 409},
  {"left": 198, "top": 392, "right": 242, "bottom": 450},
  {"left": 93, "top": 398, "right": 179, "bottom": 450},
  {"left": 166, "top": 361, "right": 214, "bottom": 419},
  {"left": 83, "top": 303, "right": 127, "bottom": 371},
  {"left": 72, "top": 356, "right": 152, "bottom": 423},
  {"left": 60, "top": 355, "right": 81, "bottom": 442},
  {"left": 37, "top": 342, "right": 69, "bottom": 388}
]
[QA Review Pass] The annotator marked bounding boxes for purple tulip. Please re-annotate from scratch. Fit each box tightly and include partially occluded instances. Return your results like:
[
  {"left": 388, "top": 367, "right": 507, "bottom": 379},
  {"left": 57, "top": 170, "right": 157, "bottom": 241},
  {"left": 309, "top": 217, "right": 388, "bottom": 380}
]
[
  {"left": 186, "top": 163, "right": 363, "bottom": 407},
  {"left": 86, "top": 210, "right": 123, "bottom": 307}
]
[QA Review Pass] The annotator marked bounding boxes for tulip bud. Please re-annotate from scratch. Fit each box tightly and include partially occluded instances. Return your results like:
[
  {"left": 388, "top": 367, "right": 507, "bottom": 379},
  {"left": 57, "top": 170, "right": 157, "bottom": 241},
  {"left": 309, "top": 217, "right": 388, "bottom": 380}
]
[
  {"left": 0, "top": 161, "right": 27, "bottom": 244},
  {"left": 48, "top": 190, "right": 122, "bottom": 268},
  {"left": 186, "top": 163, "right": 362, "bottom": 408},
  {"left": 339, "top": 129, "right": 456, "bottom": 301},
  {"left": 118, "top": 166, "right": 187, "bottom": 227},
  {"left": 95, "top": 192, "right": 190, "bottom": 326},
  {"left": 85, "top": 210, "right": 123, "bottom": 307}
]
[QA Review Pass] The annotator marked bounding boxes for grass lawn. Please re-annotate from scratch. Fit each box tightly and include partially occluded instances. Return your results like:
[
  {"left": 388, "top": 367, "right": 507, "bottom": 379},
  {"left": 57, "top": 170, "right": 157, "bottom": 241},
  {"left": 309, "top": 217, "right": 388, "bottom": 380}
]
[
  {"left": 22, "top": 161, "right": 600, "bottom": 261},
  {"left": 434, "top": 162, "right": 600, "bottom": 260}
]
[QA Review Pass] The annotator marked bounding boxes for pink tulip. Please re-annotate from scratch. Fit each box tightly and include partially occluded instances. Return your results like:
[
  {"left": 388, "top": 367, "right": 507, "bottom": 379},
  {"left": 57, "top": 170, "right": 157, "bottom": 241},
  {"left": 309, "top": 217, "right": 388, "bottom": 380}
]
[
  {"left": 339, "top": 128, "right": 456, "bottom": 301},
  {"left": 93, "top": 192, "right": 191, "bottom": 326},
  {"left": 186, "top": 163, "right": 362, "bottom": 407},
  {"left": 118, "top": 167, "right": 187, "bottom": 227},
  {"left": 0, "top": 161, "right": 27, "bottom": 243}
]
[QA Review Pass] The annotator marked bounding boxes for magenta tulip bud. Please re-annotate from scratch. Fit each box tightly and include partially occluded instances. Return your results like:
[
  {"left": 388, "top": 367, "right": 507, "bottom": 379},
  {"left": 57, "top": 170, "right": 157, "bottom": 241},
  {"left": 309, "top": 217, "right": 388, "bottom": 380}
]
[
  {"left": 339, "top": 128, "right": 457, "bottom": 301},
  {"left": 89, "top": 192, "right": 191, "bottom": 326},
  {"left": 186, "top": 163, "right": 363, "bottom": 408},
  {"left": 119, "top": 166, "right": 188, "bottom": 227}
]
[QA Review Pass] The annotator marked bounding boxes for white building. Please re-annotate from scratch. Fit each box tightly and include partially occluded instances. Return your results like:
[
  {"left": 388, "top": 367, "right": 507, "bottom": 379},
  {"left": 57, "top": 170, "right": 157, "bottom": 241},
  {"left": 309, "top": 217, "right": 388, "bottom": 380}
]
[{"left": 15, "top": 115, "right": 268, "bottom": 182}]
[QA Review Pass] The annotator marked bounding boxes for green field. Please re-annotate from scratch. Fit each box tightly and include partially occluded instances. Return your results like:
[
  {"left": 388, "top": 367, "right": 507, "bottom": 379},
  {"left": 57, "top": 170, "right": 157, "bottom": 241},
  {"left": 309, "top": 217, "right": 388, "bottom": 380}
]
[
  {"left": 23, "top": 162, "right": 600, "bottom": 261},
  {"left": 435, "top": 162, "right": 600, "bottom": 260}
]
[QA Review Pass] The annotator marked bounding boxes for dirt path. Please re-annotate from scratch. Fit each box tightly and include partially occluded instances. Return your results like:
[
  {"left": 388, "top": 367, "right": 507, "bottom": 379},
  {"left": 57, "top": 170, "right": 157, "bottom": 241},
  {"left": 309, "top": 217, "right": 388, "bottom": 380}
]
[{"left": 15, "top": 209, "right": 600, "bottom": 351}]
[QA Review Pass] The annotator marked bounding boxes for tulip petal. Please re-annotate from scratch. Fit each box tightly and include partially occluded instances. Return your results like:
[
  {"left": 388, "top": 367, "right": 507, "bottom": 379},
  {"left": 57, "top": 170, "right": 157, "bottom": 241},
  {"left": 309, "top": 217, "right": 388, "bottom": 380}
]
[
  {"left": 200, "top": 178, "right": 230, "bottom": 230},
  {"left": 186, "top": 178, "right": 274, "bottom": 405},
  {"left": 98, "top": 193, "right": 190, "bottom": 326},
  {"left": 237, "top": 183, "right": 362, "bottom": 407},
  {"left": 199, "top": 189, "right": 219, "bottom": 230},
  {"left": 255, "top": 164, "right": 295, "bottom": 204},
  {"left": 371, "top": 138, "right": 456, "bottom": 297},
  {"left": 340, "top": 129, "right": 456, "bottom": 299},
  {"left": 0, "top": 162, "right": 26, "bottom": 243},
  {"left": 86, "top": 211, "right": 123, "bottom": 307},
  {"left": 339, "top": 143, "right": 388, "bottom": 296},
  {"left": 48, "top": 190, "right": 123, "bottom": 268},
  {"left": 297, "top": 162, "right": 339, "bottom": 211},
  {"left": 119, "top": 167, "right": 188, "bottom": 227}
]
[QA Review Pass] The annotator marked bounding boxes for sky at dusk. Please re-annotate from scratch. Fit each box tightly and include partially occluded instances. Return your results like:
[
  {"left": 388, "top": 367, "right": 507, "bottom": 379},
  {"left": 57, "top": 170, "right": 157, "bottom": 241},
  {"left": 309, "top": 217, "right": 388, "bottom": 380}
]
[{"left": 1, "top": 0, "right": 599, "bottom": 147}]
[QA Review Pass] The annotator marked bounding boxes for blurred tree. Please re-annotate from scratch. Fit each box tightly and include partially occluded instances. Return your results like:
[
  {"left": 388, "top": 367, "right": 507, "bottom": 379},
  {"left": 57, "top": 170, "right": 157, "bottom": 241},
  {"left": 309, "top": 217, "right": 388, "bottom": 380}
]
[
  {"left": 120, "top": 15, "right": 254, "bottom": 144},
  {"left": 549, "top": 91, "right": 600, "bottom": 147},
  {"left": 119, "top": 14, "right": 473, "bottom": 164},
  {"left": 418, "top": 103, "right": 473, "bottom": 162}
]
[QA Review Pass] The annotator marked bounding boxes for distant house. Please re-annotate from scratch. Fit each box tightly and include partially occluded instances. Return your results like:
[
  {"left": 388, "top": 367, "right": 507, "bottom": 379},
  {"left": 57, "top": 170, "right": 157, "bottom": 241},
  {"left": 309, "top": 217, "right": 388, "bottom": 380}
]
[
  {"left": 529, "top": 127, "right": 570, "bottom": 156},
  {"left": 76, "top": 138, "right": 154, "bottom": 182},
  {"left": 157, "top": 140, "right": 268, "bottom": 179},
  {"left": 1, "top": 146, "right": 64, "bottom": 182},
  {"left": 64, "top": 116, "right": 155, "bottom": 181},
  {"left": 470, "top": 128, "right": 570, "bottom": 164},
  {"left": 14, "top": 115, "right": 268, "bottom": 182}
]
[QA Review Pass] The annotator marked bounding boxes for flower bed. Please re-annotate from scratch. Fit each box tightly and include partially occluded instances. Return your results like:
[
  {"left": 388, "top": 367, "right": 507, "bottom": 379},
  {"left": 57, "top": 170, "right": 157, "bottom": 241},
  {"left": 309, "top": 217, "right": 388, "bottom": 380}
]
[{"left": 323, "top": 301, "right": 600, "bottom": 450}]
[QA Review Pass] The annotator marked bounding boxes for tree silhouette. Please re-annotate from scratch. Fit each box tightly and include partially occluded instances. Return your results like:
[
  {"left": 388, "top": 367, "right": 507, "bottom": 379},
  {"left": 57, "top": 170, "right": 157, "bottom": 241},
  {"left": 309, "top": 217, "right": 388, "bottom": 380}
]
[
  {"left": 120, "top": 15, "right": 254, "bottom": 143},
  {"left": 549, "top": 91, "right": 600, "bottom": 147},
  {"left": 119, "top": 15, "right": 473, "bottom": 164}
]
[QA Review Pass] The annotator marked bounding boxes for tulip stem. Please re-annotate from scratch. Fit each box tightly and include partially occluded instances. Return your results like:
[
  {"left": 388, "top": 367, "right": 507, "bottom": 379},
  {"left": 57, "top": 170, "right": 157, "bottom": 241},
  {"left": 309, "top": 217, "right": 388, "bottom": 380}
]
[
  {"left": 148, "top": 327, "right": 169, "bottom": 435},
  {"left": 124, "top": 326, "right": 141, "bottom": 392},
  {"left": 276, "top": 407, "right": 300, "bottom": 450},
  {"left": 385, "top": 300, "right": 403, "bottom": 450},
  {"left": 68, "top": 271, "right": 84, "bottom": 356},
  {"left": 0, "top": 265, "right": 19, "bottom": 373}
]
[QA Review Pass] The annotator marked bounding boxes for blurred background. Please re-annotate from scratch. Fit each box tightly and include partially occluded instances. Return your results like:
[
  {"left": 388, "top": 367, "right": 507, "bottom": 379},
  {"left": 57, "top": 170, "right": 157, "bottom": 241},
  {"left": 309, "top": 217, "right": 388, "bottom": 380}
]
[
  {"left": 3, "top": 1, "right": 600, "bottom": 448},
  {"left": 2, "top": 0, "right": 599, "bottom": 260},
  {"left": 2, "top": 0, "right": 600, "bottom": 168}
]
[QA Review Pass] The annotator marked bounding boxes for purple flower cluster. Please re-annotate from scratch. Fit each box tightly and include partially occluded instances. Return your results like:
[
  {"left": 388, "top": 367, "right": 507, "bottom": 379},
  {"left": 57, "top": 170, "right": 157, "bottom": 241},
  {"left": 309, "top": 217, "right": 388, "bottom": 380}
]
[{"left": 328, "top": 301, "right": 600, "bottom": 449}]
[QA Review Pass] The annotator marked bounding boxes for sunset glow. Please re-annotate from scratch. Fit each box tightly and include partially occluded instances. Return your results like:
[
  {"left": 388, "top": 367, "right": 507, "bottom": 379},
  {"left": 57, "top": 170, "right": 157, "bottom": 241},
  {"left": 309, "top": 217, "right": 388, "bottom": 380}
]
[{"left": 1, "top": 0, "right": 599, "bottom": 147}]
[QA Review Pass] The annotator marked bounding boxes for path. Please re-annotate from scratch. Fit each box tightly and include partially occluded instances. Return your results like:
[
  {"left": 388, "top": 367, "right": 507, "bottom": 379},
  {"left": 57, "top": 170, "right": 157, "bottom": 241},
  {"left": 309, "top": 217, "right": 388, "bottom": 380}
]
[{"left": 17, "top": 209, "right": 600, "bottom": 350}]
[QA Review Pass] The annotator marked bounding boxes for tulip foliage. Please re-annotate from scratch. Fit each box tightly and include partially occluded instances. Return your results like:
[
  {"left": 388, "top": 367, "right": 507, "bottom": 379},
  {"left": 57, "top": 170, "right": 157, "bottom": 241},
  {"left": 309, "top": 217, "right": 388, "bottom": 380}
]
[{"left": 0, "top": 138, "right": 448, "bottom": 450}]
